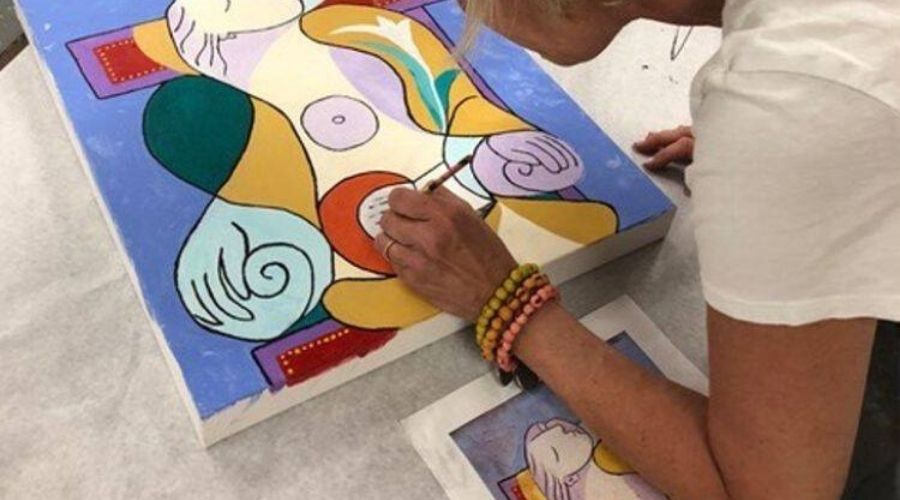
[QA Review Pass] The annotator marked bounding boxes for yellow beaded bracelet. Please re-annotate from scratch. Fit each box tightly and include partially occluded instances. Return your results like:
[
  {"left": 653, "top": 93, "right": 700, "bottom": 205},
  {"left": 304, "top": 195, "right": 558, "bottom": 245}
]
[
  {"left": 478, "top": 272, "right": 550, "bottom": 357},
  {"left": 475, "top": 264, "right": 538, "bottom": 341}
]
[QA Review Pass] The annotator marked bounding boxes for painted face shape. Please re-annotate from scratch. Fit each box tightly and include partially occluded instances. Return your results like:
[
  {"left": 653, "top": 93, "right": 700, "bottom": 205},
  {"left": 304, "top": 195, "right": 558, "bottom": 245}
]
[{"left": 527, "top": 419, "right": 594, "bottom": 481}]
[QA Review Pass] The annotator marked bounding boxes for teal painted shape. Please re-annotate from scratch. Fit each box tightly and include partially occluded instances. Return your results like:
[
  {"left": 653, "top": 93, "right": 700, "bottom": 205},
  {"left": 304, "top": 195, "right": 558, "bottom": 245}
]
[
  {"left": 363, "top": 42, "right": 445, "bottom": 130},
  {"left": 434, "top": 68, "right": 460, "bottom": 122},
  {"left": 286, "top": 302, "right": 331, "bottom": 332},
  {"left": 143, "top": 76, "right": 253, "bottom": 195},
  {"left": 176, "top": 199, "right": 334, "bottom": 341}
]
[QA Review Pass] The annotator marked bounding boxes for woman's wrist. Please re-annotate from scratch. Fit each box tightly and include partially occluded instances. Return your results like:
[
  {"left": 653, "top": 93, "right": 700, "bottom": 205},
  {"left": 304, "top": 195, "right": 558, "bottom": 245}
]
[
  {"left": 473, "top": 263, "right": 560, "bottom": 383},
  {"left": 511, "top": 300, "right": 567, "bottom": 362}
]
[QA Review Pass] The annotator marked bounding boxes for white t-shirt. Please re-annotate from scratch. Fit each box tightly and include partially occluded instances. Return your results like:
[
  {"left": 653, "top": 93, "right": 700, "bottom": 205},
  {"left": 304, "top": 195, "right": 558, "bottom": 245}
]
[{"left": 687, "top": 0, "right": 900, "bottom": 325}]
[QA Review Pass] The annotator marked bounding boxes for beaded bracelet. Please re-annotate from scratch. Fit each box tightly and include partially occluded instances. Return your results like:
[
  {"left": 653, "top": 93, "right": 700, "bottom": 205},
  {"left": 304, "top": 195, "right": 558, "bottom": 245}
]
[
  {"left": 477, "top": 272, "right": 547, "bottom": 349},
  {"left": 479, "top": 274, "right": 550, "bottom": 360},
  {"left": 495, "top": 284, "right": 558, "bottom": 372},
  {"left": 475, "top": 264, "right": 538, "bottom": 344}
]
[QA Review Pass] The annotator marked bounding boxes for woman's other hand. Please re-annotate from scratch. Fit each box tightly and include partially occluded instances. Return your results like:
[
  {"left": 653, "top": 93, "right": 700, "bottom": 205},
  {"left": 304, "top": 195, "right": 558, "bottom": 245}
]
[
  {"left": 374, "top": 187, "right": 517, "bottom": 321},
  {"left": 633, "top": 125, "right": 694, "bottom": 170}
]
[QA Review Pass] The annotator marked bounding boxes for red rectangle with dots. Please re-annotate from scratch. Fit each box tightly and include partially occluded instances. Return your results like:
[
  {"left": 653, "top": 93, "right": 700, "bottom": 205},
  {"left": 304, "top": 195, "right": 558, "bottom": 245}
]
[
  {"left": 277, "top": 326, "right": 397, "bottom": 387},
  {"left": 93, "top": 38, "right": 165, "bottom": 85}
]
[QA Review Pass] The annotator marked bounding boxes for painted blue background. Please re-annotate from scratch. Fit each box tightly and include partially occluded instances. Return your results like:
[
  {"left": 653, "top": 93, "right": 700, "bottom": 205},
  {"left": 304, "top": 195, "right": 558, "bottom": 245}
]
[
  {"left": 451, "top": 333, "right": 661, "bottom": 499},
  {"left": 17, "top": 0, "right": 671, "bottom": 418}
]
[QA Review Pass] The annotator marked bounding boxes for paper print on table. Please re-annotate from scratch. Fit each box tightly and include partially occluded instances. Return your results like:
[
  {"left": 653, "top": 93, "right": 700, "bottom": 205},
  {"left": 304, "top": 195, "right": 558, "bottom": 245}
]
[
  {"left": 403, "top": 297, "right": 708, "bottom": 500},
  {"left": 17, "top": 0, "right": 673, "bottom": 444},
  {"left": 451, "top": 335, "right": 664, "bottom": 500}
]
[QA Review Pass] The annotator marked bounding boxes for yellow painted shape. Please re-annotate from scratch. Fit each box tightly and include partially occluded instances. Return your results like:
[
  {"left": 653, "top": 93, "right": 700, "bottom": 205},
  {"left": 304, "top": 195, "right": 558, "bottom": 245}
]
[
  {"left": 499, "top": 198, "right": 618, "bottom": 245},
  {"left": 217, "top": 99, "right": 320, "bottom": 225},
  {"left": 132, "top": 20, "right": 197, "bottom": 75},
  {"left": 323, "top": 277, "right": 438, "bottom": 330},
  {"left": 484, "top": 203, "right": 502, "bottom": 231},
  {"left": 515, "top": 470, "right": 548, "bottom": 500},
  {"left": 593, "top": 442, "right": 634, "bottom": 475},
  {"left": 447, "top": 77, "right": 532, "bottom": 135}
]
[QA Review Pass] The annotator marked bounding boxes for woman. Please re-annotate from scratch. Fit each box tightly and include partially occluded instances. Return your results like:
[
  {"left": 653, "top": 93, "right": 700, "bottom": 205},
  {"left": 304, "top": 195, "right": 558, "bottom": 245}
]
[{"left": 375, "top": 0, "right": 899, "bottom": 497}]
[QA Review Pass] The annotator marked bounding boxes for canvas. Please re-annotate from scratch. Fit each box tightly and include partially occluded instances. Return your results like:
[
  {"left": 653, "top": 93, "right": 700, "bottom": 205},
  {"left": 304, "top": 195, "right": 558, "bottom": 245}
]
[
  {"left": 16, "top": 0, "right": 674, "bottom": 445},
  {"left": 403, "top": 296, "right": 708, "bottom": 500}
]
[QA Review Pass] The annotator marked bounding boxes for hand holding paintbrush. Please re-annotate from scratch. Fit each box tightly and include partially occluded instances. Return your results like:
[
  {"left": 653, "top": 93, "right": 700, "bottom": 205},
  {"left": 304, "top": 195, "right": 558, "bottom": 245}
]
[{"left": 421, "top": 155, "right": 474, "bottom": 193}]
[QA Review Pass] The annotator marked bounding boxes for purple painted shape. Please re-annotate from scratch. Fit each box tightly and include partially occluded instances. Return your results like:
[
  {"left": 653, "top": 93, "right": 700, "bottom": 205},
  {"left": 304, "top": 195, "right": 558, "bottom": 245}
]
[
  {"left": 387, "top": 0, "right": 449, "bottom": 11},
  {"left": 472, "top": 131, "right": 585, "bottom": 196},
  {"left": 497, "top": 475, "right": 519, "bottom": 499},
  {"left": 301, "top": 95, "right": 379, "bottom": 150},
  {"left": 217, "top": 26, "right": 289, "bottom": 89},
  {"left": 401, "top": 7, "right": 508, "bottom": 112},
  {"left": 330, "top": 47, "right": 419, "bottom": 131},
  {"left": 557, "top": 186, "right": 586, "bottom": 201},
  {"left": 168, "top": 1, "right": 291, "bottom": 91},
  {"left": 252, "top": 319, "right": 344, "bottom": 390},
  {"left": 67, "top": 27, "right": 178, "bottom": 99}
]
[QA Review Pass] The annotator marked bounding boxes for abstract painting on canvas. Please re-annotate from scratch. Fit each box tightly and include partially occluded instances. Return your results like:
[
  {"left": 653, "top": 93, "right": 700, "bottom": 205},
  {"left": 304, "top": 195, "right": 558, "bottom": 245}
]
[{"left": 15, "top": 0, "right": 673, "bottom": 444}]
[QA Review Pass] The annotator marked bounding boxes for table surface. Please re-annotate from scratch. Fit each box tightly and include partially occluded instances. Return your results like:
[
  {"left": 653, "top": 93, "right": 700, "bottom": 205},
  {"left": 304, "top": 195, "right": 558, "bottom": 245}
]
[{"left": 0, "top": 22, "right": 719, "bottom": 500}]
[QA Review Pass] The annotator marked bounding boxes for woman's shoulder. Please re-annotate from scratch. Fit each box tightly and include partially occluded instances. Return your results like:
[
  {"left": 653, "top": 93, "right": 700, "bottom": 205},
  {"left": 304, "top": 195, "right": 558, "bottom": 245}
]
[{"left": 708, "top": 0, "right": 900, "bottom": 113}]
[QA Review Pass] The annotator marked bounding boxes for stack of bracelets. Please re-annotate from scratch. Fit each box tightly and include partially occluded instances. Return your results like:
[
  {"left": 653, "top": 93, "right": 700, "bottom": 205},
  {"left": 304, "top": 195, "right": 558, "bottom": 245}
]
[{"left": 475, "top": 263, "right": 559, "bottom": 389}]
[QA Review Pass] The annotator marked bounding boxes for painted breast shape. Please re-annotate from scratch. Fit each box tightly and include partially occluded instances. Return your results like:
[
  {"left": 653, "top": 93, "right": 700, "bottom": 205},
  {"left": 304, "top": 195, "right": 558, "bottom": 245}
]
[{"left": 300, "top": 95, "right": 379, "bottom": 151}]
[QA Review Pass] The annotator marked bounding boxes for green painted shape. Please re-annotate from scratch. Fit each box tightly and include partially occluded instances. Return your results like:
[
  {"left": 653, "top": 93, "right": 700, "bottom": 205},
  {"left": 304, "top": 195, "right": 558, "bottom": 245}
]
[
  {"left": 532, "top": 192, "right": 563, "bottom": 201},
  {"left": 434, "top": 69, "right": 460, "bottom": 123},
  {"left": 143, "top": 76, "right": 253, "bottom": 194},
  {"left": 286, "top": 302, "right": 331, "bottom": 333}
]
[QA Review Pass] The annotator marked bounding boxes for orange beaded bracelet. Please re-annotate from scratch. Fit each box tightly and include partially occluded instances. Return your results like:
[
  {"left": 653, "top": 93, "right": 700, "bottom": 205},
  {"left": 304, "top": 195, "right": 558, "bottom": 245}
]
[
  {"left": 496, "top": 284, "right": 558, "bottom": 372},
  {"left": 479, "top": 273, "right": 550, "bottom": 360}
]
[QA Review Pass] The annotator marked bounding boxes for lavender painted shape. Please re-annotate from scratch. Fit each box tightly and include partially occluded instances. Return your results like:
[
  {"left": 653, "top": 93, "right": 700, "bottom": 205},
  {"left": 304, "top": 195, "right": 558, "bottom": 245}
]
[
  {"left": 300, "top": 95, "right": 379, "bottom": 151},
  {"left": 472, "top": 131, "right": 585, "bottom": 196},
  {"left": 330, "top": 47, "right": 419, "bottom": 131}
]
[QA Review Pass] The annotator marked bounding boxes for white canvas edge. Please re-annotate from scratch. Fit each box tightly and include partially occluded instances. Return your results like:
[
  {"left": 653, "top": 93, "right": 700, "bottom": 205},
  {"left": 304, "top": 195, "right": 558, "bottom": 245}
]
[
  {"left": 200, "top": 211, "right": 674, "bottom": 446},
  {"left": 15, "top": 2, "right": 677, "bottom": 446},
  {"left": 401, "top": 295, "right": 707, "bottom": 500}
]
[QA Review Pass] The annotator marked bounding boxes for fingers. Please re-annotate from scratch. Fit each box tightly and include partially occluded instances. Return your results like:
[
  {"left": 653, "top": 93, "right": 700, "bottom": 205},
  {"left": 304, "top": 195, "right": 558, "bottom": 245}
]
[
  {"left": 633, "top": 125, "right": 693, "bottom": 154},
  {"left": 388, "top": 188, "right": 434, "bottom": 220},
  {"left": 378, "top": 211, "right": 419, "bottom": 246},
  {"left": 429, "top": 185, "right": 470, "bottom": 208},
  {"left": 643, "top": 135, "right": 695, "bottom": 170},
  {"left": 373, "top": 232, "right": 421, "bottom": 269}
]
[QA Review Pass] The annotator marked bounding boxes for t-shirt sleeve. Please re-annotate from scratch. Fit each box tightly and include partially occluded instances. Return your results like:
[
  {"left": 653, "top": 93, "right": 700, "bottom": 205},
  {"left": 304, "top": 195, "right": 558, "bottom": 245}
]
[{"left": 687, "top": 69, "right": 900, "bottom": 325}]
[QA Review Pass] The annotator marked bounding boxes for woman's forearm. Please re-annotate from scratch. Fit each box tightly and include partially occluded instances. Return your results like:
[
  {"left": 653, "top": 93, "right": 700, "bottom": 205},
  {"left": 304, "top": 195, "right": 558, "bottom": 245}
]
[{"left": 514, "top": 302, "right": 728, "bottom": 499}]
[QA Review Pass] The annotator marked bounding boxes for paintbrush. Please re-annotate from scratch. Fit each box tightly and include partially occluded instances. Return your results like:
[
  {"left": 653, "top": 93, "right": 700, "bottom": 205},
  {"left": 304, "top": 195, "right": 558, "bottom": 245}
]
[{"left": 421, "top": 155, "right": 473, "bottom": 193}]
